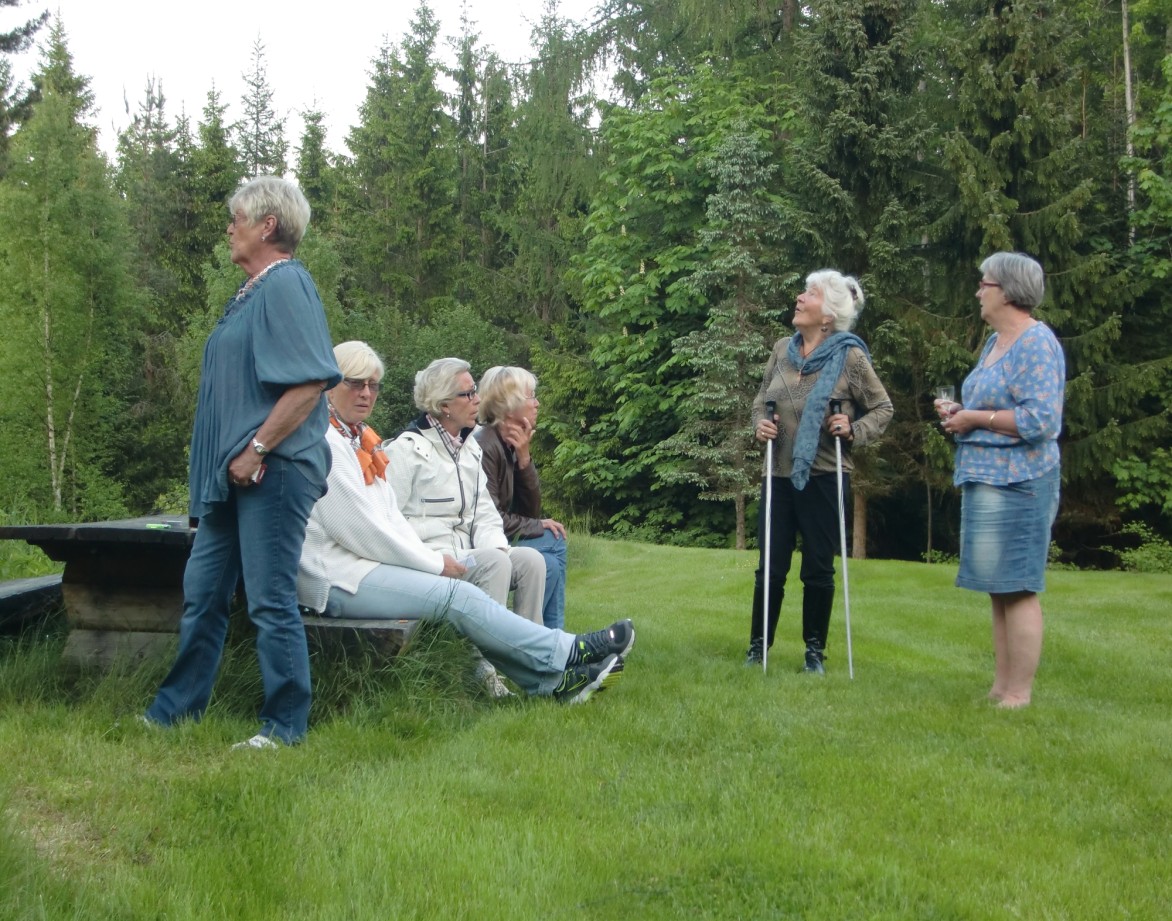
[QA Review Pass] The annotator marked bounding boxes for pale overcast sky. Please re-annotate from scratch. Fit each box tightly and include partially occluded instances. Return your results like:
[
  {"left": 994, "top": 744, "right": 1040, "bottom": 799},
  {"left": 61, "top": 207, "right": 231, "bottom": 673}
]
[{"left": 4, "top": 0, "right": 599, "bottom": 157}]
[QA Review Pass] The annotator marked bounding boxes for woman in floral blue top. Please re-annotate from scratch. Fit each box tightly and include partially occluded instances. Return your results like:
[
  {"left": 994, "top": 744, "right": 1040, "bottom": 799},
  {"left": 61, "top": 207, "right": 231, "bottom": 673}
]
[{"left": 935, "top": 252, "right": 1064, "bottom": 709}]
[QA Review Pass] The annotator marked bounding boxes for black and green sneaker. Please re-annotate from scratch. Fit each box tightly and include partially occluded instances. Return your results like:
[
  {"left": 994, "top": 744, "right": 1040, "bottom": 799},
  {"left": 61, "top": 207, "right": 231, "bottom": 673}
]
[
  {"left": 553, "top": 653, "right": 624, "bottom": 704},
  {"left": 572, "top": 619, "right": 635, "bottom": 665}
]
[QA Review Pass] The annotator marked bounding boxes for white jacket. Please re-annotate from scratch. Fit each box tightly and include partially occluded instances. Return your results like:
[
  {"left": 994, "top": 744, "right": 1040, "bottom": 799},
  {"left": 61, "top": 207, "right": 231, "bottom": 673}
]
[
  {"left": 384, "top": 419, "right": 510, "bottom": 557},
  {"left": 297, "top": 426, "right": 445, "bottom": 613}
]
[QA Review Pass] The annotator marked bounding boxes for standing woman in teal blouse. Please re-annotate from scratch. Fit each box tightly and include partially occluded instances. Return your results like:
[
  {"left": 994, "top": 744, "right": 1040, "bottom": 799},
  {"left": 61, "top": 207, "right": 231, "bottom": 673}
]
[
  {"left": 936, "top": 252, "right": 1064, "bottom": 709},
  {"left": 146, "top": 176, "right": 341, "bottom": 747}
]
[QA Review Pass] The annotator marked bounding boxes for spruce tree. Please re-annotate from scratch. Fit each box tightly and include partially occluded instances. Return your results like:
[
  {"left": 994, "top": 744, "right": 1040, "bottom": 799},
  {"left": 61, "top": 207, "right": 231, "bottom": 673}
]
[
  {"left": 937, "top": 0, "right": 1138, "bottom": 538},
  {"left": 345, "top": 1, "right": 457, "bottom": 318},
  {"left": 546, "top": 62, "right": 789, "bottom": 541},
  {"left": 295, "top": 109, "right": 338, "bottom": 234},
  {"left": 658, "top": 126, "right": 792, "bottom": 548},
  {"left": 191, "top": 87, "right": 244, "bottom": 256},
  {"left": 237, "top": 37, "right": 287, "bottom": 177},
  {"left": 114, "top": 82, "right": 207, "bottom": 509},
  {"left": 0, "top": 0, "right": 47, "bottom": 172},
  {"left": 506, "top": 1, "right": 596, "bottom": 329}
]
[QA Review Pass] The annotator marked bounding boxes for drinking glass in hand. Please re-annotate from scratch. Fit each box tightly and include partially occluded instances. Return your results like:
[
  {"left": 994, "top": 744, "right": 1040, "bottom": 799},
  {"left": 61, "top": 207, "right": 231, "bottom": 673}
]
[{"left": 934, "top": 386, "right": 958, "bottom": 419}]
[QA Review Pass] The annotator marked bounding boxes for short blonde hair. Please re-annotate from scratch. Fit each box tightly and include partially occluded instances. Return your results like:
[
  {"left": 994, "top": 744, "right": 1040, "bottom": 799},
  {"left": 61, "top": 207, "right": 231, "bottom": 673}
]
[
  {"left": 478, "top": 366, "right": 537, "bottom": 425},
  {"left": 228, "top": 176, "right": 311, "bottom": 252},
  {"left": 333, "top": 341, "right": 384, "bottom": 381},
  {"left": 805, "top": 269, "right": 865, "bottom": 332},
  {"left": 413, "top": 357, "right": 472, "bottom": 415}
]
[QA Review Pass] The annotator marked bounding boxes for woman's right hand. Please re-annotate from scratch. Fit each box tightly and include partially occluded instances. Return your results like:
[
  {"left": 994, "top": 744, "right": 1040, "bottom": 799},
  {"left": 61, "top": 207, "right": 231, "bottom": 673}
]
[
  {"left": 933, "top": 398, "right": 960, "bottom": 422},
  {"left": 440, "top": 555, "right": 467, "bottom": 578},
  {"left": 756, "top": 415, "right": 778, "bottom": 443},
  {"left": 500, "top": 417, "right": 534, "bottom": 467}
]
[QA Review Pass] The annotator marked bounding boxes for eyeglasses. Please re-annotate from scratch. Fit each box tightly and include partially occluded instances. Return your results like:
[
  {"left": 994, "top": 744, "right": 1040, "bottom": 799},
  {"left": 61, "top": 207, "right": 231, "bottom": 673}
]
[
  {"left": 452, "top": 386, "right": 479, "bottom": 400},
  {"left": 978, "top": 281, "right": 1002, "bottom": 289},
  {"left": 343, "top": 377, "right": 381, "bottom": 394}
]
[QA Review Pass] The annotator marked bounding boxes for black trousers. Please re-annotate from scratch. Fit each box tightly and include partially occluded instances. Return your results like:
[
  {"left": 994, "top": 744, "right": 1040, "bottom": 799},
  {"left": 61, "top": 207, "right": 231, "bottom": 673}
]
[{"left": 749, "top": 472, "right": 844, "bottom": 649}]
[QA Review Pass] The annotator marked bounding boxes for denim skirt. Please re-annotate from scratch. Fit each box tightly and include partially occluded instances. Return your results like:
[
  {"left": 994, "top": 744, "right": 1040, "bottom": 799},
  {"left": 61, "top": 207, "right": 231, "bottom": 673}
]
[{"left": 956, "top": 466, "right": 1060, "bottom": 594}]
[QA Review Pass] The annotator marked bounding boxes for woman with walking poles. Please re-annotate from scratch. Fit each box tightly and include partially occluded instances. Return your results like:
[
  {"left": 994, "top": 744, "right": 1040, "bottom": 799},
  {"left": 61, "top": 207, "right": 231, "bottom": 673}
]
[
  {"left": 935, "top": 252, "right": 1064, "bottom": 709},
  {"left": 746, "top": 270, "right": 893, "bottom": 674}
]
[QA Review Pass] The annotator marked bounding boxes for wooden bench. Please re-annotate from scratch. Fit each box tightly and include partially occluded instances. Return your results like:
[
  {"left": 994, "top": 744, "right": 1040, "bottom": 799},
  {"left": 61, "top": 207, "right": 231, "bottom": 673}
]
[
  {"left": 0, "top": 573, "right": 64, "bottom": 634},
  {"left": 0, "top": 516, "right": 416, "bottom": 668}
]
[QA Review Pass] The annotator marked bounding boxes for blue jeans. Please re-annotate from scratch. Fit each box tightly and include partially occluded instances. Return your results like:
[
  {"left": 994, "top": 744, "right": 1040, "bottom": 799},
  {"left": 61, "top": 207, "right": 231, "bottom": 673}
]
[
  {"left": 323, "top": 564, "right": 574, "bottom": 695},
  {"left": 516, "top": 528, "right": 567, "bottom": 630},
  {"left": 148, "top": 456, "right": 321, "bottom": 744}
]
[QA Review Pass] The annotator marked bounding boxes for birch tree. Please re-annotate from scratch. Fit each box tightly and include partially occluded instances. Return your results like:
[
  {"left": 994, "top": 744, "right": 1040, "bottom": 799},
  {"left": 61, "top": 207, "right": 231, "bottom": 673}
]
[{"left": 0, "top": 22, "right": 139, "bottom": 516}]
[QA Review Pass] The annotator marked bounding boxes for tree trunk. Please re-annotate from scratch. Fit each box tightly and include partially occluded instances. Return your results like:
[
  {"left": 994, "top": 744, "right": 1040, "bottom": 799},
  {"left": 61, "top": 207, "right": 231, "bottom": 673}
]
[
  {"left": 734, "top": 492, "right": 746, "bottom": 550},
  {"left": 925, "top": 480, "right": 933, "bottom": 561},
  {"left": 852, "top": 490, "right": 867, "bottom": 560},
  {"left": 1122, "top": 0, "right": 1136, "bottom": 231}
]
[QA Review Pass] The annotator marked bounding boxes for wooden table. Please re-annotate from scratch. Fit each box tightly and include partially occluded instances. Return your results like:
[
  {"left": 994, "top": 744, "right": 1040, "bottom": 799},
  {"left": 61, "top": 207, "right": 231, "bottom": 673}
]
[
  {"left": 0, "top": 515, "right": 194, "bottom": 666},
  {"left": 0, "top": 515, "right": 416, "bottom": 669}
]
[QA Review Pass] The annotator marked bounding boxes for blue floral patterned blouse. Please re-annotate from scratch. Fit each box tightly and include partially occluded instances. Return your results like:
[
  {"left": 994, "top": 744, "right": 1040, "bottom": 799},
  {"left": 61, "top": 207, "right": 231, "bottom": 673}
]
[{"left": 954, "top": 322, "right": 1065, "bottom": 487}]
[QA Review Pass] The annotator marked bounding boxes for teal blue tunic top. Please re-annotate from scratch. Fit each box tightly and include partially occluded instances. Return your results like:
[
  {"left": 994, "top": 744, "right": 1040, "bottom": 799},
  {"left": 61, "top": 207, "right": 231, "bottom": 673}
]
[{"left": 188, "top": 260, "right": 341, "bottom": 519}]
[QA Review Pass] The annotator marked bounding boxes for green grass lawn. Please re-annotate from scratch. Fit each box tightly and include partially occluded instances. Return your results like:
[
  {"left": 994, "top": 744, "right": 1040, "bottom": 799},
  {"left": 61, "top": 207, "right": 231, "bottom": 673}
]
[{"left": 2, "top": 537, "right": 1170, "bottom": 920}]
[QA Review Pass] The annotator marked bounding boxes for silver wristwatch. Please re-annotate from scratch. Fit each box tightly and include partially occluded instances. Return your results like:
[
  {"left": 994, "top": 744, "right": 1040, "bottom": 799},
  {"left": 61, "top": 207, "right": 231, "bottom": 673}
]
[{"left": 252, "top": 438, "right": 270, "bottom": 456}]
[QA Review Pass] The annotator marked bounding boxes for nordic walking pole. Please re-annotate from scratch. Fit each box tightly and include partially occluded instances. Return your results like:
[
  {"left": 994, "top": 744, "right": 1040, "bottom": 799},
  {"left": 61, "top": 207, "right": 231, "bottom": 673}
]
[
  {"left": 830, "top": 399, "right": 854, "bottom": 679},
  {"left": 762, "top": 400, "right": 777, "bottom": 675}
]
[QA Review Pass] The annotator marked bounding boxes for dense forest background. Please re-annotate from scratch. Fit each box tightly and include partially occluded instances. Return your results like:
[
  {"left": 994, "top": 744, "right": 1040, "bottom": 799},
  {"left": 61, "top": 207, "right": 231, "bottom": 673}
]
[{"left": 1, "top": 0, "right": 1170, "bottom": 570}]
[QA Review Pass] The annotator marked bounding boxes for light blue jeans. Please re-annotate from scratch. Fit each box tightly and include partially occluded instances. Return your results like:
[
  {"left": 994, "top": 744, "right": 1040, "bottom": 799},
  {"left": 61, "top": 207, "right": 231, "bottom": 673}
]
[
  {"left": 516, "top": 528, "right": 567, "bottom": 630},
  {"left": 324, "top": 564, "right": 575, "bottom": 695},
  {"left": 148, "top": 456, "right": 321, "bottom": 744}
]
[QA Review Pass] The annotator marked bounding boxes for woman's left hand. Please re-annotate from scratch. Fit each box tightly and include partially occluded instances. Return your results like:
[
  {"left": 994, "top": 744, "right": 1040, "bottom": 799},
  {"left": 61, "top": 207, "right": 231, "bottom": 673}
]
[
  {"left": 826, "top": 413, "right": 853, "bottom": 441},
  {"left": 941, "top": 409, "right": 981, "bottom": 435},
  {"left": 542, "top": 518, "right": 567, "bottom": 540}
]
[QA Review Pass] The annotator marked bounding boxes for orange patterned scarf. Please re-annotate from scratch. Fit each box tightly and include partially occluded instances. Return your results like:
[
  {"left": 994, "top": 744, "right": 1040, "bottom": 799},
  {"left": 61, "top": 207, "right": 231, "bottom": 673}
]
[{"left": 329, "top": 411, "right": 388, "bottom": 485}]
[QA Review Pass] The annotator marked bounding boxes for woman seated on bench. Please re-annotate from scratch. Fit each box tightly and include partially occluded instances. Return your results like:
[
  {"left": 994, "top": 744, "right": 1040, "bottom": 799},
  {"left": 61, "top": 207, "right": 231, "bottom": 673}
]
[{"left": 296, "top": 341, "right": 634, "bottom": 703}]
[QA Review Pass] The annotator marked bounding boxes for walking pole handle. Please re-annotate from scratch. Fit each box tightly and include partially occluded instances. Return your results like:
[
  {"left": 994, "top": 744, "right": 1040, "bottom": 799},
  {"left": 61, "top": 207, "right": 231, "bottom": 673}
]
[
  {"left": 764, "top": 400, "right": 777, "bottom": 433},
  {"left": 829, "top": 399, "right": 843, "bottom": 437}
]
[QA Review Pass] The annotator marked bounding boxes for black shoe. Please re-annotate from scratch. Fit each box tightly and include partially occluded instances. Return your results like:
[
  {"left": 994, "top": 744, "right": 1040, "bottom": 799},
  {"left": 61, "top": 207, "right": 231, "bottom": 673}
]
[
  {"left": 803, "top": 645, "right": 826, "bottom": 675},
  {"left": 745, "top": 640, "right": 764, "bottom": 667},
  {"left": 573, "top": 619, "right": 635, "bottom": 665},
  {"left": 553, "top": 653, "right": 624, "bottom": 704}
]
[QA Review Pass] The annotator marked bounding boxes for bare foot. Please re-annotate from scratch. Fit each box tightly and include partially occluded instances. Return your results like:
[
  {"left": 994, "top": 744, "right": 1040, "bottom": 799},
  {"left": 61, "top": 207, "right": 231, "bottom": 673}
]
[
  {"left": 996, "top": 694, "right": 1031, "bottom": 709},
  {"left": 987, "top": 687, "right": 1005, "bottom": 702}
]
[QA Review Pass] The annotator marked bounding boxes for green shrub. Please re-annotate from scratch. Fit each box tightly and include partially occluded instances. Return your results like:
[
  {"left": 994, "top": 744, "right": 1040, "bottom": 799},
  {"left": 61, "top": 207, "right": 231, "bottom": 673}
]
[{"left": 1115, "top": 522, "right": 1172, "bottom": 573}]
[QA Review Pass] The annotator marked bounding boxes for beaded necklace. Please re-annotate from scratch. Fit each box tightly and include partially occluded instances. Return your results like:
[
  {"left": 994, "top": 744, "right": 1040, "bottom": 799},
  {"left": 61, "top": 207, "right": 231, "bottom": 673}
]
[{"left": 235, "top": 258, "right": 290, "bottom": 301}]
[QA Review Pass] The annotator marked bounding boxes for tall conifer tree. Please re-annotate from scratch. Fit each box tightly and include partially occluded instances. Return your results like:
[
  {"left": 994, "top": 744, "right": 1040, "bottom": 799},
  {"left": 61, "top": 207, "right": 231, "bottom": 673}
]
[
  {"left": 345, "top": 1, "right": 457, "bottom": 317},
  {"left": 0, "top": 21, "right": 140, "bottom": 516},
  {"left": 937, "top": 0, "right": 1137, "bottom": 535},
  {"left": 237, "top": 38, "right": 287, "bottom": 177}
]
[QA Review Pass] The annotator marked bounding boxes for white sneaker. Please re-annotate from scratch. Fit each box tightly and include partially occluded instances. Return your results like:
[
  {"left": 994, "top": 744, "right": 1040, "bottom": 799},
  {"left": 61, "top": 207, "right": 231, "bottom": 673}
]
[{"left": 231, "top": 733, "right": 280, "bottom": 751}]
